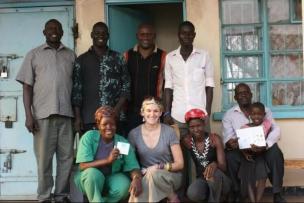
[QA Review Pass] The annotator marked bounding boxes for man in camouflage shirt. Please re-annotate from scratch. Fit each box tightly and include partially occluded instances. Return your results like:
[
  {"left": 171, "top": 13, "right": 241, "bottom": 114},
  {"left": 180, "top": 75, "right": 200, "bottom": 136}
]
[{"left": 72, "top": 22, "right": 130, "bottom": 136}]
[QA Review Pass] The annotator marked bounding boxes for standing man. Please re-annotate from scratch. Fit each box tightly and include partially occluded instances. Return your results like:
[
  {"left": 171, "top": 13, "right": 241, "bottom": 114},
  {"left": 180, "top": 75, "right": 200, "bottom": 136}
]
[
  {"left": 164, "top": 21, "right": 215, "bottom": 197},
  {"left": 222, "top": 83, "right": 285, "bottom": 203},
  {"left": 72, "top": 22, "right": 130, "bottom": 136},
  {"left": 16, "top": 19, "right": 75, "bottom": 203},
  {"left": 124, "top": 23, "right": 166, "bottom": 133}
]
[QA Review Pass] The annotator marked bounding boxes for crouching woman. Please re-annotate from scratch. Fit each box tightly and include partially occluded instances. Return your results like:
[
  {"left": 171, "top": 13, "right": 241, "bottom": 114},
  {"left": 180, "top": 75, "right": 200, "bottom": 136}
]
[
  {"left": 74, "top": 106, "right": 142, "bottom": 202},
  {"left": 128, "top": 97, "right": 184, "bottom": 203},
  {"left": 185, "top": 109, "right": 231, "bottom": 202}
]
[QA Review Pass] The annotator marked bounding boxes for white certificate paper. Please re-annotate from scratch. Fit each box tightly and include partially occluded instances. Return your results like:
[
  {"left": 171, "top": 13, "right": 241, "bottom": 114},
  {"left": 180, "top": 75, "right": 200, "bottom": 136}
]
[
  {"left": 236, "top": 126, "right": 266, "bottom": 149},
  {"left": 116, "top": 142, "right": 130, "bottom": 155}
]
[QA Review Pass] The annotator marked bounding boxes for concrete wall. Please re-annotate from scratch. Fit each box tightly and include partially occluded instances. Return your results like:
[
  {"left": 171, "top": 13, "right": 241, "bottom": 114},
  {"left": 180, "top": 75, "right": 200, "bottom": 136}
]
[
  {"left": 186, "top": 0, "right": 223, "bottom": 149},
  {"left": 150, "top": 4, "right": 182, "bottom": 52},
  {"left": 75, "top": 0, "right": 105, "bottom": 55},
  {"left": 75, "top": 0, "right": 304, "bottom": 183}
]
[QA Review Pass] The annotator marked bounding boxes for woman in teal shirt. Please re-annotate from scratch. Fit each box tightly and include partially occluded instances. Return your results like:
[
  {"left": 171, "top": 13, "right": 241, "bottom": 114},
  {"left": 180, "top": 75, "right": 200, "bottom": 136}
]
[{"left": 74, "top": 106, "right": 142, "bottom": 202}]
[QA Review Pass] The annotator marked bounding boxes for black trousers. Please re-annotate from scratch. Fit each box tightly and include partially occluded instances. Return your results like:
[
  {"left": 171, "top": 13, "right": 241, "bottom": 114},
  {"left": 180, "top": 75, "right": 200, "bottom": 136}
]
[{"left": 225, "top": 143, "right": 284, "bottom": 194}]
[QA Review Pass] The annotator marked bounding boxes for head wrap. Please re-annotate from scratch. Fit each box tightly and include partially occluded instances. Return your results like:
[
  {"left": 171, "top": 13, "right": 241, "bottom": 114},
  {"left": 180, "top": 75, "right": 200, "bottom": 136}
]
[
  {"left": 95, "top": 106, "right": 116, "bottom": 125},
  {"left": 185, "top": 108, "right": 208, "bottom": 122}
]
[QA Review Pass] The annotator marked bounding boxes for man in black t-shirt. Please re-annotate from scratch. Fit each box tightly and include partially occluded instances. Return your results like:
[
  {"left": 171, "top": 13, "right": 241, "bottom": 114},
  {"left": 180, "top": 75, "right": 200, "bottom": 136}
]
[{"left": 124, "top": 23, "right": 166, "bottom": 133}]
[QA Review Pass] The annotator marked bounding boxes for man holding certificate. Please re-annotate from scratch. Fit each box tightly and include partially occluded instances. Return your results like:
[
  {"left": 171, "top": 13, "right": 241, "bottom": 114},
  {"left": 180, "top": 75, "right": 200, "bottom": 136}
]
[{"left": 222, "top": 83, "right": 285, "bottom": 203}]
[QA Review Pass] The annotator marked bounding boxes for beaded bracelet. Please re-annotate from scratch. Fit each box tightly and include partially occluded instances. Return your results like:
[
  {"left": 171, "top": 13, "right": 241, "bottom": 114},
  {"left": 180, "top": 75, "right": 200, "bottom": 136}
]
[{"left": 164, "top": 163, "right": 172, "bottom": 171}]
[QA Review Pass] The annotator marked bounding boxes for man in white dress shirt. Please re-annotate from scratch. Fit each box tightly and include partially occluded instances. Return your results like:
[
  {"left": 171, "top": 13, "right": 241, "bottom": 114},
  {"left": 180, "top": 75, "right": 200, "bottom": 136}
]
[
  {"left": 163, "top": 21, "right": 215, "bottom": 199},
  {"left": 222, "top": 83, "right": 285, "bottom": 203}
]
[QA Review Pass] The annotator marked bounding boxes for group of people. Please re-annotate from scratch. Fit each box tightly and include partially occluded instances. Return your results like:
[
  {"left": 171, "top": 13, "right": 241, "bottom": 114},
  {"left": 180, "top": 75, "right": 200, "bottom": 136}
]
[{"left": 15, "top": 18, "right": 286, "bottom": 203}]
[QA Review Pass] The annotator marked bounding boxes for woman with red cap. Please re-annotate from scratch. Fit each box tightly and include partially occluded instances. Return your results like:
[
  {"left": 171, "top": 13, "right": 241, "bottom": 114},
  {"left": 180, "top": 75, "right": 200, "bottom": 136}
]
[{"left": 185, "top": 109, "right": 231, "bottom": 202}]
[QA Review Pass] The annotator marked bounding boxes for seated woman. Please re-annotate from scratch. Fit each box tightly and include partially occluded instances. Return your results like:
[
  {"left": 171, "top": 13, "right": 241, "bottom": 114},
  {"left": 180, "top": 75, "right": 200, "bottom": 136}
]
[
  {"left": 128, "top": 97, "right": 184, "bottom": 203},
  {"left": 74, "top": 106, "right": 142, "bottom": 202},
  {"left": 184, "top": 109, "right": 231, "bottom": 202}
]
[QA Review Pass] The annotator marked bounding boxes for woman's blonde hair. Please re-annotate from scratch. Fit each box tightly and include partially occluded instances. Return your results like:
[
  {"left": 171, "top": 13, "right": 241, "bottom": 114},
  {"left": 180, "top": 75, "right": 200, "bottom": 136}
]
[{"left": 140, "top": 96, "right": 164, "bottom": 113}]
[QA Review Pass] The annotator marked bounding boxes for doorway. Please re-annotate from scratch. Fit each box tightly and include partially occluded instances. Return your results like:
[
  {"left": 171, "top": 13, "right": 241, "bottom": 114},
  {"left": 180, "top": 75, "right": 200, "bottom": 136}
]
[{"left": 106, "top": 1, "right": 185, "bottom": 53}]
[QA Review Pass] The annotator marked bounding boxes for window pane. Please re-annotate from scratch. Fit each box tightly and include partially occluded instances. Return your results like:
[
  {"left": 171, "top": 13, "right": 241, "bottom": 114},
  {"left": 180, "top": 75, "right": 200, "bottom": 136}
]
[
  {"left": 270, "top": 25, "right": 303, "bottom": 50},
  {"left": 225, "top": 56, "right": 262, "bottom": 79},
  {"left": 222, "top": 0, "right": 259, "bottom": 24},
  {"left": 268, "top": 0, "right": 289, "bottom": 23},
  {"left": 224, "top": 27, "right": 261, "bottom": 51},
  {"left": 272, "top": 81, "right": 304, "bottom": 106},
  {"left": 270, "top": 54, "right": 304, "bottom": 78},
  {"left": 224, "top": 82, "right": 261, "bottom": 107},
  {"left": 293, "top": 0, "right": 302, "bottom": 21}
]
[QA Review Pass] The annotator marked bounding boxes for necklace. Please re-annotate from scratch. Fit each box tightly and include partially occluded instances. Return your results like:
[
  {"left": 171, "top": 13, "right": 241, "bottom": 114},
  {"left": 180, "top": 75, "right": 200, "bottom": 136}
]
[{"left": 191, "top": 136, "right": 210, "bottom": 168}]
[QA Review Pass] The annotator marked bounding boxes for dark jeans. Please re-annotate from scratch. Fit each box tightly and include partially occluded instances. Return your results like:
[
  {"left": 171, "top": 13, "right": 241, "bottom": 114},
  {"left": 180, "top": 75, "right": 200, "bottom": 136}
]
[{"left": 225, "top": 143, "right": 284, "bottom": 194}]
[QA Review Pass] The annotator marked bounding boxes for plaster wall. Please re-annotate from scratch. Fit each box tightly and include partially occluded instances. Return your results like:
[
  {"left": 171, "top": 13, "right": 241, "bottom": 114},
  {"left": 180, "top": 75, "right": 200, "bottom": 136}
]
[{"left": 75, "top": 0, "right": 105, "bottom": 55}]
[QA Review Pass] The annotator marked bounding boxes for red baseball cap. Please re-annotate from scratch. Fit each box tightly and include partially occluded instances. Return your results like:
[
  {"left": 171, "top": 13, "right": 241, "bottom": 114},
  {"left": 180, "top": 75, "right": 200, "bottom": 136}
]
[{"left": 185, "top": 108, "right": 208, "bottom": 122}]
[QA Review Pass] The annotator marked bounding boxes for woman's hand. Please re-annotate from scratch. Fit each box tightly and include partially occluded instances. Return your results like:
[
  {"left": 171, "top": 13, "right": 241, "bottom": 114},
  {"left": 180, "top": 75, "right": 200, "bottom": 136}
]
[
  {"left": 129, "top": 177, "right": 142, "bottom": 197},
  {"left": 203, "top": 162, "right": 217, "bottom": 180},
  {"left": 147, "top": 164, "right": 159, "bottom": 171},
  {"left": 210, "top": 133, "right": 222, "bottom": 147},
  {"left": 107, "top": 148, "right": 120, "bottom": 164}
]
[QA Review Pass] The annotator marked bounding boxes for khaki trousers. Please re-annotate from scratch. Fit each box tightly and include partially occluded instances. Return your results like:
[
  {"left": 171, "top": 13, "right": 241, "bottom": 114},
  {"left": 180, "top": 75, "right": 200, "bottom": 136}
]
[{"left": 34, "top": 115, "right": 74, "bottom": 202}]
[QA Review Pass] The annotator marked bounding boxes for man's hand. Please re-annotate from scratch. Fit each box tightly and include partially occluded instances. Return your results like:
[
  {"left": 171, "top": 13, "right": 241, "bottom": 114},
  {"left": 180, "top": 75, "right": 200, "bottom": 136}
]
[
  {"left": 25, "top": 115, "right": 39, "bottom": 134},
  {"left": 74, "top": 116, "right": 83, "bottom": 135},
  {"left": 203, "top": 162, "right": 217, "bottom": 180},
  {"left": 241, "top": 149, "right": 254, "bottom": 161},
  {"left": 163, "top": 114, "right": 174, "bottom": 125},
  {"left": 225, "top": 138, "right": 239, "bottom": 150},
  {"left": 107, "top": 148, "right": 120, "bottom": 164},
  {"left": 113, "top": 106, "right": 120, "bottom": 120}
]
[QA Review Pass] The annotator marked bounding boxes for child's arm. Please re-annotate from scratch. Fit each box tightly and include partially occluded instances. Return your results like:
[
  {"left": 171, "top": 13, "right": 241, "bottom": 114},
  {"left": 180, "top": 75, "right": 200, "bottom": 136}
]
[{"left": 241, "top": 149, "right": 254, "bottom": 161}]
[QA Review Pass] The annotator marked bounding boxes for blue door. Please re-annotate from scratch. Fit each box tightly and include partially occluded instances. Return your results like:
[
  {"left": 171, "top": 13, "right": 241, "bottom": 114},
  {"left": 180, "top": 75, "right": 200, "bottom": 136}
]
[
  {"left": 108, "top": 5, "right": 151, "bottom": 53},
  {"left": 0, "top": 4, "right": 74, "bottom": 200},
  {"left": 107, "top": 1, "right": 185, "bottom": 53}
]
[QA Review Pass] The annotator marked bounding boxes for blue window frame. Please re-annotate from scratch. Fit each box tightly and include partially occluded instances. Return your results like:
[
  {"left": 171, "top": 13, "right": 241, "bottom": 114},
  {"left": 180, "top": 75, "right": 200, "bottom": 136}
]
[{"left": 214, "top": 0, "right": 303, "bottom": 120}]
